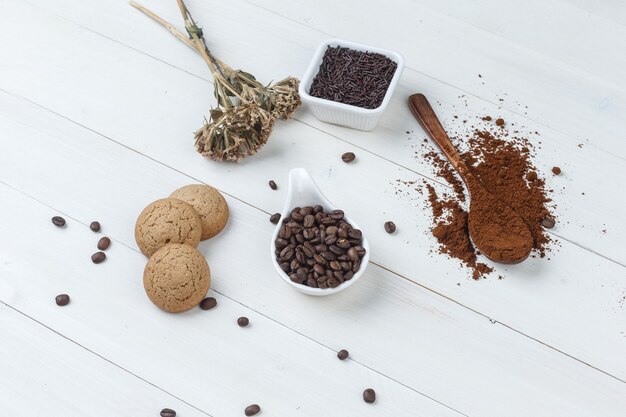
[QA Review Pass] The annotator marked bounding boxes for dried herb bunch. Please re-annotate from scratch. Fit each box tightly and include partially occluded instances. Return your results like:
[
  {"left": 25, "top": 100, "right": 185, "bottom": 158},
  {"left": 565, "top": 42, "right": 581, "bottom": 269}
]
[{"left": 130, "top": 0, "right": 301, "bottom": 162}]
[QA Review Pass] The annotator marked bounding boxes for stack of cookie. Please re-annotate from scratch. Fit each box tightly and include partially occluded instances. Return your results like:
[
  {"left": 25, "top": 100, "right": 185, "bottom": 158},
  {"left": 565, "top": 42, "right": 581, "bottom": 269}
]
[{"left": 135, "top": 185, "right": 229, "bottom": 313}]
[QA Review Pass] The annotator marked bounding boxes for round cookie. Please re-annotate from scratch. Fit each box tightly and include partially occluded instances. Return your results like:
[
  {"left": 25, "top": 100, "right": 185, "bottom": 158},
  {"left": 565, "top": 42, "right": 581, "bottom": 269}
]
[
  {"left": 170, "top": 184, "right": 229, "bottom": 240},
  {"left": 135, "top": 198, "right": 202, "bottom": 257},
  {"left": 143, "top": 244, "right": 211, "bottom": 313}
]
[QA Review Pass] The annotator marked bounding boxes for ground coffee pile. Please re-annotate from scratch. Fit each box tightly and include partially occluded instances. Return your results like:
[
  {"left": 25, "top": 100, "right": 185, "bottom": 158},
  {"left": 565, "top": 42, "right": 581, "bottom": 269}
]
[{"left": 420, "top": 117, "right": 554, "bottom": 279}]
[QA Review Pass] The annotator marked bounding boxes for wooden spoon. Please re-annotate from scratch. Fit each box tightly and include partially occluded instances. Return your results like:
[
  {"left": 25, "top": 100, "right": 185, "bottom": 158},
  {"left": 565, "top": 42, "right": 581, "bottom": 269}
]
[{"left": 408, "top": 93, "right": 533, "bottom": 264}]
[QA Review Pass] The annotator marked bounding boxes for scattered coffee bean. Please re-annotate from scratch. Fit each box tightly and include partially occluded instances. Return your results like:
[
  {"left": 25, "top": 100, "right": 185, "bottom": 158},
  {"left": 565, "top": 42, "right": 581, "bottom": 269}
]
[
  {"left": 337, "top": 349, "right": 349, "bottom": 360},
  {"left": 89, "top": 221, "right": 101, "bottom": 232},
  {"left": 97, "top": 236, "right": 111, "bottom": 251},
  {"left": 51, "top": 216, "right": 66, "bottom": 227},
  {"left": 244, "top": 404, "right": 261, "bottom": 416},
  {"left": 384, "top": 221, "right": 396, "bottom": 234},
  {"left": 199, "top": 297, "right": 217, "bottom": 310},
  {"left": 526, "top": 171, "right": 537, "bottom": 181},
  {"left": 541, "top": 217, "right": 555, "bottom": 229},
  {"left": 269, "top": 180, "right": 277, "bottom": 190},
  {"left": 160, "top": 408, "right": 176, "bottom": 417},
  {"left": 91, "top": 251, "right": 106, "bottom": 264},
  {"left": 341, "top": 152, "right": 356, "bottom": 163},
  {"left": 363, "top": 388, "right": 376, "bottom": 404},
  {"left": 270, "top": 213, "right": 281, "bottom": 224},
  {"left": 237, "top": 316, "right": 249, "bottom": 327},
  {"left": 55, "top": 294, "right": 70, "bottom": 306},
  {"left": 495, "top": 118, "right": 505, "bottom": 127},
  {"left": 274, "top": 206, "right": 366, "bottom": 289},
  {"left": 552, "top": 166, "right": 561, "bottom": 175}
]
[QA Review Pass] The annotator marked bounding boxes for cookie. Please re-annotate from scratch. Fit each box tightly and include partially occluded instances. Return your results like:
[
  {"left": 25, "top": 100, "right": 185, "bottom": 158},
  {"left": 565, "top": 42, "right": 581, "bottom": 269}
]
[
  {"left": 170, "top": 184, "right": 229, "bottom": 240},
  {"left": 135, "top": 198, "right": 202, "bottom": 257},
  {"left": 143, "top": 244, "right": 211, "bottom": 313}
]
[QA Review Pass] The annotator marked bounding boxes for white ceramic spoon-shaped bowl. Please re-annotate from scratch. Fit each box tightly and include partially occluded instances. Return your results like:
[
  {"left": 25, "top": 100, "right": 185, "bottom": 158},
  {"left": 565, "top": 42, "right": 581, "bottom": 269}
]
[{"left": 270, "top": 168, "right": 370, "bottom": 296}]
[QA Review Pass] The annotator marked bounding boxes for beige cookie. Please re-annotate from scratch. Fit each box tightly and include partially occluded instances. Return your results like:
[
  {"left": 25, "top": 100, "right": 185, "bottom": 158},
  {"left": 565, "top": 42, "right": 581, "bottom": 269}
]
[
  {"left": 135, "top": 198, "right": 202, "bottom": 257},
  {"left": 170, "top": 184, "right": 229, "bottom": 240},
  {"left": 143, "top": 244, "right": 211, "bottom": 313}
]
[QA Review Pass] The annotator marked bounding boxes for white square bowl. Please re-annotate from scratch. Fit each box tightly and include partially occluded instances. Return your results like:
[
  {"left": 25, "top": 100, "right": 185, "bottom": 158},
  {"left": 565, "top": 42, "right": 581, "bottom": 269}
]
[{"left": 299, "top": 38, "right": 405, "bottom": 131}]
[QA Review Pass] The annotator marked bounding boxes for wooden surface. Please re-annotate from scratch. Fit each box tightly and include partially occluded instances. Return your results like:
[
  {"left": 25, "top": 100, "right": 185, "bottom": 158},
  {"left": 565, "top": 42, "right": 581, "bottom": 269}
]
[{"left": 1, "top": 0, "right": 625, "bottom": 415}]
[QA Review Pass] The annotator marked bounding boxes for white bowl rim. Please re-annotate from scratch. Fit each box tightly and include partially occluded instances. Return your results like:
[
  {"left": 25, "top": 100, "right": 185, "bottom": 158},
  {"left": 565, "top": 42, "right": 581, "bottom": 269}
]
[
  {"left": 270, "top": 168, "right": 370, "bottom": 296},
  {"left": 298, "top": 38, "right": 405, "bottom": 115}
]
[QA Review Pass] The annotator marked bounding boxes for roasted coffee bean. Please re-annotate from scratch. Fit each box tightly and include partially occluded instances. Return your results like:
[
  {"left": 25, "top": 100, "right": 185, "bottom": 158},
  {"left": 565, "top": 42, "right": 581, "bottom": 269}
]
[
  {"left": 325, "top": 226, "right": 338, "bottom": 235},
  {"left": 329, "top": 261, "right": 342, "bottom": 271},
  {"left": 337, "top": 255, "right": 348, "bottom": 262},
  {"left": 291, "top": 211, "right": 304, "bottom": 222},
  {"left": 160, "top": 408, "right": 176, "bottom": 417},
  {"left": 341, "top": 262, "right": 351, "bottom": 271},
  {"left": 306, "top": 258, "right": 315, "bottom": 267},
  {"left": 336, "top": 238, "right": 351, "bottom": 249},
  {"left": 302, "top": 228, "right": 315, "bottom": 240},
  {"left": 91, "top": 252, "right": 106, "bottom": 264},
  {"left": 320, "top": 217, "right": 336, "bottom": 226},
  {"left": 290, "top": 259, "right": 300, "bottom": 271},
  {"left": 347, "top": 247, "right": 359, "bottom": 261},
  {"left": 338, "top": 228, "right": 349, "bottom": 239},
  {"left": 329, "top": 245, "right": 344, "bottom": 255},
  {"left": 321, "top": 251, "right": 336, "bottom": 261},
  {"left": 279, "top": 262, "right": 290, "bottom": 273},
  {"left": 344, "top": 271, "right": 354, "bottom": 281},
  {"left": 352, "top": 259, "right": 361, "bottom": 273},
  {"left": 307, "top": 278, "right": 318, "bottom": 288},
  {"left": 270, "top": 213, "right": 281, "bottom": 224},
  {"left": 319, "top": 281, "right": 329, "bottom": 289},
  {"left": 302, "top": 245, "right": 314, "bottom": 258},
  {"left": 328, "top": 278, "right": 340, "bottom": 288},
  {"left": 363, "top": 388, "right": 376, "bottom": 403},
  {"left": 341, "top": 152, "right": 356, "bottom": 163},
  {"left": 300, "top": 206, "right": 314, "bottom": 215},
  {"left": 337, "top": 349, "right": 349, "bottom": 360},
  {"left": 55, "top": 294, "right": 70, "bottom": 306},
  {"left": 289, "top": 273, "right": 299, "bottom": 283},
  {"left": 348, "top": 229, "right": 362, "bottom": 239},
  {"left": 542, "top": 217, "right": 555, "bottom": 229},
  {"left": 313, "top": 264, "right": 325, "bottom": 275},
  {"left": 269, "top": 180, "right": 277, "bottom": 190},
  {"left": 51, "top": 216, "right": 66, "bottom": 227},
  {"left": 314, "top": 244, "right": 327, "bottom": 253},
  {"left": 89, "top": 221, "right": 101, "bottom": 232},
  {"left": 303, "top": 214, "right": 315, "bottom": 227},
  {"left": 244, "top": 404, "right": 261, "bottom": 416},
  {"left": 296, "top": 268, "right": 308, "bottom": 282},
  {"left": 384, "top": 221, "right": 397, "bottom": 234},
  {"left": 295, "top": 234, "right": 305, "bottom": 244},
  {"left": 295, "top": 250, "right": 306, "bottom": 264},
  {"left": 330, "top": 210, "right": 344, "bottom": 220},
  {"left": 333, "top": 271, "right": 344, "bottom": 281},
  {"left": 355, "top": 246, "right": 366, "bottom": 257},
  {"left": 313, "top": 205, "right": 324, "bottom": 213},
  {"left": 237, "top": 317, "right": 249, "bottom": 327},
  {"left": 275, "top": 238, "right": 288, "bottom": 250},
  {"left": 199, "top": 297, "right": 217, "bottom": 310},
  {"left": 97, "top": 236, "right": 111, "bottom": 251},
  {"left": 324, "top": 235, "right": 337, "bottom": 245}
]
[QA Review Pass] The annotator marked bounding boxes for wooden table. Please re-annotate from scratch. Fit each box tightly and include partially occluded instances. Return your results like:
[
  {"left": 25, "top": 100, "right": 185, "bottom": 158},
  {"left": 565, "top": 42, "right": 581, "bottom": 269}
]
[{"left": 1, "top": 0, "right": 625, "bottom": 415}]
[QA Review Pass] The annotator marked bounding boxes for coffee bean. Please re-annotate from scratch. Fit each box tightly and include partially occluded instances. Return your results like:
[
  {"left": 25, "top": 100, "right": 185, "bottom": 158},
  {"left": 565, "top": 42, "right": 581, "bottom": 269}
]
[
  {"left": 279, "top": 262, "right": 290, "bottom": 273},
  {"left": 495, "top": 118, "right": 505, "bottom": 127},
  {"left": 330, "top": 210, "right": 344, "bottom": 220},
  {"left": 300, "top": 206, "right": 314, "bottom": 215},
  {"left": 91, "top": 251, "right": 106, "bottom": 264},
  {"left": 329, "top": 261, "right": 342, "bottom": 271},
  {"left": 384, "top": 221, "right": 396, "bottom": 234},
  {"left": 270, "top": 213, "right": 281, "bottom": 224},
  {"left": 347, "top": 247, "right": 358, "bottom": 261},
  {"left": 275, "top": 238, "right": 288, "bottom": 250},
  {"left": 344, "top": 271, "right": 354, "bottom": 281},
  {"left": 336, "top": 238, "right": 351, "bottom": 249},
  {"left": 291, "top": 212, "right": 304, "bottom": 222},
  {"left": 237, "top": 317, "right": 249, "bottom": 327},
  {"left": 269, "top": 180, "right": 277, "bottom": 190},
  {"left": 244, "top": 404, "right": 261, "bottom": 416},
  {"left": 307, "top": 278, "right": 318, "bottom": 288},
  {"left": 542, "top": 217, "right": 555, "bottom": 229},
  {"left": 552, "top": 166, "right": 561, "bottom": 175},
  {"left": 51, "top": 216, "right": 66, "bottom": 227},
  {"left": 301, "top": 245, "right": 314, "bottom": 258},
  {"left": 337, "top": 349, "right": 349, "bottom": 360},
  {"left": 97, "top": 236, "right": 111, "bottom": 251},
  {"left": 348, "top": 229, "right": 362, "bottom": 240},
  {"left": 303, "top": 214, "right": 315, "bottom": 227},
  {"left": 363, "top": 388, "right": 376, "bottom": 403},
  {"left": 321, "top": 251, "right": 336, "bottom": 261},
  {"left": 328, "top": 278, "right": 340, "bottom": 288},
  {"left": 89, "top": 221, "right": 101, "bottom": 232},
  {"left": 55, "top": 294, "right": 70, "bottom": 306},
  {"left": 329, "top": 245, "right": 344, "bottom": 255},
  {"left": 199, "top": 297, "right": 217, "bottom": 310},
  {"left": 341, "top": 152, "right": 356, "bottom": 163},
  {"left": 355, "top": 246, "right": 366, "bottom": 257},
  {"left": 160, "top": 408, "right": 176, "bottom": 417}
]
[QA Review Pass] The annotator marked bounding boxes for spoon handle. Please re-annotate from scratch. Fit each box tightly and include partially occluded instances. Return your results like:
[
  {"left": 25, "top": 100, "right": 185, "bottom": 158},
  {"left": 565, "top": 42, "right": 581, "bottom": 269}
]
[{"left": 408, "top": 93, "right": 469, "bottom": 177}]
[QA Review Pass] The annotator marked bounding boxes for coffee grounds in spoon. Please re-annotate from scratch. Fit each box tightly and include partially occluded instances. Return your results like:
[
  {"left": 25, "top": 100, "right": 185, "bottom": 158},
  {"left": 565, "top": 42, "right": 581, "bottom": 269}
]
[{"left": 418, "top": 116, "right": 554, "bottom": 278}]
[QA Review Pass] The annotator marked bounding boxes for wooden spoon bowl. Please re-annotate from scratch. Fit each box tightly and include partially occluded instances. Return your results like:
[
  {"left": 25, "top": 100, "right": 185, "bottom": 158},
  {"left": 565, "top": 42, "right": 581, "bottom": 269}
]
[{"left": 408, "top": 93, "right": 532, "bottom": 264}]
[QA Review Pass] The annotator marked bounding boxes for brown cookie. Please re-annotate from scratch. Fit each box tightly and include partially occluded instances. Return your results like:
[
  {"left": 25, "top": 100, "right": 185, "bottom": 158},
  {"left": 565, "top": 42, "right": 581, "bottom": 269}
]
[
  {"left": 143, "top": 244, "right": 211, "bottom": 313},
  {"left": 135, "top": 198, "right": 202, "bottom": 257},
  {"left": 170, "top": 184, "right": 229, "bottom": 240}
]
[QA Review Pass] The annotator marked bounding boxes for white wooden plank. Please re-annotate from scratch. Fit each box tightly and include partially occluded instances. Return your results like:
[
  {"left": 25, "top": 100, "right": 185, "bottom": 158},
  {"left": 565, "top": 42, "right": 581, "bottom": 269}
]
[
  {"left": 240, "top": 0, "right": 626, "bottom": 159},
  {"left": 1, "top": 90, "right": 626, "bottom": 416},
  {"left": 558, "top": 0, "right": 626, "bottom": 26},
  {"left": 0, "top": 0, "right": 626, "bottom": 382},
  {"left": 0, "top": 303, "right": 207, "bottom": 416},
  {"left": 5, "top": 0, "right": 626, "bottom": 266},
  {"left": 405, "top": 0, "right": 626, "bottom": 88}
]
